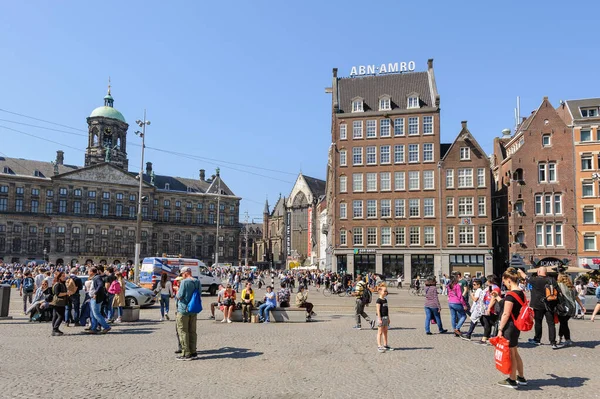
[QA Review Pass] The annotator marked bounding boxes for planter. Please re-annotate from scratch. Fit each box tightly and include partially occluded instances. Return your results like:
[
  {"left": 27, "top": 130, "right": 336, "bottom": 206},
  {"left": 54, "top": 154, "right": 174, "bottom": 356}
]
[{"left": 121, "top": 305, "right": 140, "bottom": 322}]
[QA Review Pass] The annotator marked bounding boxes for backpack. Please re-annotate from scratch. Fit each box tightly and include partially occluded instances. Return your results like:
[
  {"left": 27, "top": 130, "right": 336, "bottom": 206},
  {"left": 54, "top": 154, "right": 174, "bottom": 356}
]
[
  {"left": 556, "top": 285, "right": 576, "bottom": 317},
  {"left": 506, "top": 291, "right": 534, "bottom": 331},
  {"left": 360, "top": 282, "right": 372, "bottom": 305},
  {"left": 187, "top": 282, "right": 203, "bottom": 314},
  {"left": 544, "top": 278, "right": 558, "bottom": 302},
  {"left": 108, "top": 280, "right": 121, "bottom": 295},
  {"left": 23, "top": 277, "right": 34, "bottom": 293},
  {"left": 66, "top": 278, "right": 77, "bottom": 296}
]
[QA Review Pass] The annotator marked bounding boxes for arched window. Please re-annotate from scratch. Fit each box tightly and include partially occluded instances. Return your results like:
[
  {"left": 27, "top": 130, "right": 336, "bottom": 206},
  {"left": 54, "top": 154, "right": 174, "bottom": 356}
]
[
  {"left": 116, "top": 137, "right": 121, "bottom": 150},
  {"left": 91, "top": 127, "right": 99, "bottom": 146}
]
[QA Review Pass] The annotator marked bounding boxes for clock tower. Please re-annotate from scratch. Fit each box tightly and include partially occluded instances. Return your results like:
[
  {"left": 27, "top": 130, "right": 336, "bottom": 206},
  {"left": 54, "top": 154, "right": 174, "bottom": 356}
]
[{"left": 85, "top": 80, "right": 129, "bottom": 170}]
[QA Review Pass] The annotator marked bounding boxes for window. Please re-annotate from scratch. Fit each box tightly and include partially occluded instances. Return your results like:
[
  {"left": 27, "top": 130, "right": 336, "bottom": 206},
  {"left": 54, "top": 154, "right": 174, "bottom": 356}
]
[
  {"left": 366, "top": 200, "right": 377, "bottom": 218},
  {"left": 88, "top": 190, "right": 95, "bottom": 198},
  {"left": 88, "top": 203, "right": 95, "bottom": 215},
  {"left": 353, "top": 227, "right": 363, "bottom": 246},
  {"left": 555, "top": 224, "right": 563, "bottom": 246},
  {"left": 340, "top": 203, "right": 347, "bottom": 219},
  {"left": 584, "top": 235, "right": 596, "bottom": 251},
  {"left": 583, "top": 208, "right": 595, "bottom": 224},
  {"left": 409, "top": 199, "right": 420, "bottom": 217},
  {"left": 548, "top": 163, "right": 556, "bottom": 182},
  {"left": 409, "top": 226, "right": 420, "bottom": 245},
  {"left": 57, "top": 226, "right": 65, "bottom": 234},
  {"left": 423, "top": 170, "right": 434, "bottom": 189},
  {"left": 45, "top": 201, "right": 53, "bottom": 214},
  {"left": 554, "top": 194, "right": 562, "bottom": 214},
  {"left": 352, "top": 147, "right": 363, "bottom": 165},
  {"left": 87, "top": 228, "right": 95, "bottom": 235},
  {"left": 536, "top": 224, "right": 543, "bottom": 247},
  {"left": 0, "top": 185, "right": 7, "bottom": 193},
  {"left": 353, "top": 200, "right": 363, "bottom": 218},
  {"left": 72, "top": 227, "right": 80, "bottom": 235},
  {"left": 74, "top": 189, "right": 82, "bottom": 197},
  {"left": 102, "top": 192, "right": 110, "bottom": 199},
  {"left": 394, "top": 172, "right": 405, "bottom": 191},
  {"left": 446, "top": 197, "right": 454, "bottom": 216},
  {"left": 424, "top": 198, "right": 434, "bottom": 217},
  {"left": 352, "top": 100, "right": 363, "bottom": 113},
  {"left": 408, "top": 171, "right": 420, "bottom": 190},
  {"left": 197, "top": 203, "right": 203, "bottom": 210},
  {"left": 339, "top": 150, "right": 347, "bottom": 166},
  {"left": 447, "top": 226, "right": 455, "bottom": 245},
  {"left": 29, "top": 226, "right": 37, "bottom": 234},
  {"left": 408, "top": 144, "right": 419, "bottom": 163},
  {"left": 460, "top": 147, "right": 470, "bottom": 160},
  {"left": 581, "top": 130, "right": 592, "bottom": 142},
  {"left": 163, "top": 210, "right": 170, "bottom": 221},
  {"left": 164, "top": 200, "right": 171, "bottom": 207},
  {"left": 408, "top": 117, "right": 419, "bottom": 135},
  {"left": 340, "top": 229, "right": 347, "bottom": 246},
  {"left": 446, "top": 169, "right": 454, "bottom": 188},
  {"left": 380, "top": 119, "right": 391, "bottom": 137},
  {"left": 366, "top": 120, "right": 377, "bottom": 138},
  {"left": 339, "top": 176, "right": 347, "bottom": 193},
  {"left": 582, "top": 155, "right": 593, "bottom": 170},
  {"left": 424, "top": 226, "right": 435, "bottom": 245},
  {"left": 340, "top": 124, "right": 347, "bottom": 140},
  {"left": 381, "top": 200, "right": 391, "bottom": 218},
  {"left": 115, "top": 203, "right": 123, "bottom": 217},
  {"left": 116, "top": 193, "right": 124, "bottom": 200},
  {"left": 408, "top": 96, "right": 419, "bottom": 109},
  {"left": 380, "top": 145, "right": 390, "bottom": 164},
  {"left": 479, "top": 225, "right": 486, "bottom": 245},
  {"left": 546, "top": 224, "right": 554, "bottom": 246},
  {"left": 129, "top": 194, "right": 136, "bottom": 201},
  {"left": 175, "top": 200, "right": 181, "bottom": 208},
  {"left": 73, "top": 201, "right": 81, "bottom": 214},
  {"left": 542, "top": 134, "right": 551, "bottom": 147},
  {"left": 394, "top": 118, "right": 405, "bottom": 136},
  {"left": 458, "top": 197, "right": 474, "bottom": 216},
  {"left": 380, "top": 172, "right": 391, "bottom": 191},
  {"left": 366, "top": 146, "right": 377, "bottom": 164},
  {"left": 353, "top": 173, "right": 363, "bottom": 192},
  {"left": 395, "top": 199, "right": 405, "bottom": 218},
  {"left": 459, "top": 226, "right": 474, "bottom": 245},
  {"left": 478, "top": 196, "right": 486, "bottom": 216},
  {"left": 379, "top": 97, "right": 391, "bottom": 111},
  {"left": 381, "top": 227, "right": 391, "bottom": 245},
  {"left": 353, "top": 121, "right": 363, "bottom": 139},
  {"left": 535, "top": 195, "right": 542, "bottom": 215},
  {"left": 423, "top": 116, "right": 433, "bottom": 135},
  {"left": 31, "top": 200, "right": 39, "bottom": 213},
  {"left": 581, "top": 108, "right": 598, "bottom": 117},
  {"left": 582, "top": 182, "right": 594, "bottom": 197},
  {"left": 394, "top": 145, "right": 405, "bottom": 164},
  {"left": 477, "top": 168, "right": 485, "bottom": 187},
  {"left": 47, "top": 189, "right": 54, "bottom": 197},
  {"left": 544, "top": 194, "right": 552, "bottom": 214},
  {"left": 31, "top": 188, "right": 39, "bottom": 196},
  {"left": 539, "top": 162, "right": 557, "bottom": 182},
  {"left": 366, "top": 173, "right": 377, "bottom": 192},
  {"left": 423, "top": 143, "right": 433, "bottom": 162},
  {"left": 458, "top": 168, "right": 473, "bottom": 187},
  {"left": 15, "top": 199, "right": 23, "bottom": 212},
  {"left": 367, "top": 227, "right": 377, "bottom": 245}
]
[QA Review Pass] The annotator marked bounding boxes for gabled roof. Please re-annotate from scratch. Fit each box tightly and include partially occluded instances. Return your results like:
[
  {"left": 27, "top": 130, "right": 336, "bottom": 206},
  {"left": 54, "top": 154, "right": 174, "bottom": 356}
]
[
  {"left": 303, "top": 175, "right": 326, "bottom": 197},
  {"left": 562, "top": 98, "right": 600, "bottom": 122},
  {"left": 0, "top": 157, "right": 78, "bottom": 179},
  {"left": 441, "top": 121, "right": 488, "bottom": 162},
  {"left": 271, "top": 195, "right": 286, "bottom": 217}
]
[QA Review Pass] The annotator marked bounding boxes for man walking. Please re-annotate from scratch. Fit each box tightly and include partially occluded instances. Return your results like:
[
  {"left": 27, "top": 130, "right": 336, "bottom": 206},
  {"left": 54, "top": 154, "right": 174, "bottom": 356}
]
[
  {"left": 20, "top": 271, "right": 35, "bottom": 314},
  {"left": 519, "top": 267, "right": 562, "bottom": 349},
  {"left": 88, "top": 267, "right": 111, "bottom": 334},
  {"left": 352, "top": 274, "right": 375, "bottom": 330},
  {"left": 176, "top": 266, "right": 201, "bottom": 360}
]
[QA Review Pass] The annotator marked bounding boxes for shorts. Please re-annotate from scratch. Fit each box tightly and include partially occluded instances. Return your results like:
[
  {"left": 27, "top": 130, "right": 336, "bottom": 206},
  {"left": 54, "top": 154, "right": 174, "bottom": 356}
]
[
  {"left": 502, "top": 322, "right": 520, "bottom": 348},
  {"left": 223, "top": 299, "right": 234, "bottom": 307},
  {"left": 378, "top": 316, "right": 389, "bottom": 327}
]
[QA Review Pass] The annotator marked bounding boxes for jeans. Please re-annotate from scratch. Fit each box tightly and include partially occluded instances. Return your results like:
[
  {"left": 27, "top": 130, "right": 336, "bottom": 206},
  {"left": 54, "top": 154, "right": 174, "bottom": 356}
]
[
  {"left": 533, "top": 308, "right": 557, "bottom": 344},
  {"left": 576, "top": 297, "right": 586, "bottom": 317},
  {"left": 424, "top": 307, "right": 444, "bottom": 333},
  {"left": 52, "top": 306, "right": 65, "bottom": 332},
  {"left": 355, "top": 299, "right": 371, "bottom": 326},
  {"left": 65, "top": 294, "right": 80, "bottom": 324},
  {"left": 22, "top": 291, "right": 33, "bottom": 312},
  {"left": 258, "top": 303, "right": 275, "bottom": 322},
  {"left": 90, "top": 298, "right": 110, "bottom": 331},
  {"left": 176, "top": 313, "right": 197, "bottom": 357},
  {"left": 449, "top": 303, "right": 467, "bottom": 331},
  {"left": 160, "top": 294, "right": 170, "bottom": 317},
  {"left": 106, "top": 294, "right": 115, "bottom": 320}
]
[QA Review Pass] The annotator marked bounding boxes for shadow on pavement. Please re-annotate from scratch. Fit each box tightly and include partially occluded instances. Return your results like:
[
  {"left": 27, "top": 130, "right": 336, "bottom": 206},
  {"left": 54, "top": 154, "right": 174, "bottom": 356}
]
[
  {"left": 388, "top": 327, "right": 416, "bottom": 331},
  {"left": 392, "top": 347, "right": 434, "bottom": 351},
  {"left": 78, "top": 327, "right": 158, "bottom": 335},
  {"left": 574, "top": 340, "right": 600, "bottom": 349},
  {"left": 519, "top": 374, "right": 589, "bottom": 390},
  {"left": 195, "top": 347, "right": 263, "bottom": 360}
]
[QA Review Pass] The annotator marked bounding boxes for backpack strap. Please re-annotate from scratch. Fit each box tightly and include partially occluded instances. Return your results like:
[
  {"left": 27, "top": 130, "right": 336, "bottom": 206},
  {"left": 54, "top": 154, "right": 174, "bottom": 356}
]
[{"left": 505, "top": 291, "right": 526, "bottom": 323}]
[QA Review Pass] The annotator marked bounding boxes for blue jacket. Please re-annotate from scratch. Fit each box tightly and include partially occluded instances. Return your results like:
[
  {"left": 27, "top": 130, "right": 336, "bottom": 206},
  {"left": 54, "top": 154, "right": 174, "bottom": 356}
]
[{"left": 176, "top": 278, "right": 201, "bottom": 315}]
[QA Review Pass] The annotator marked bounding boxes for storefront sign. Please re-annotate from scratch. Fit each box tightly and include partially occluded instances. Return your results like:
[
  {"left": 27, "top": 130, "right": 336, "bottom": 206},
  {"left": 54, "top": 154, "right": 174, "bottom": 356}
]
[
  {"left": 354, "top": 249, "right": 376, "bottom": 254},
  {"left": 307, "top": 208, "right": 312, "bottom": 258},
  {"left": 350, "top": 61, "right": 416, "bottom": 77},
  {"left": 537, "top": 257, "right": 564, "bottom": 267},
  {"left": 285, "top": 212, "right": 291, "bottom": 257}
]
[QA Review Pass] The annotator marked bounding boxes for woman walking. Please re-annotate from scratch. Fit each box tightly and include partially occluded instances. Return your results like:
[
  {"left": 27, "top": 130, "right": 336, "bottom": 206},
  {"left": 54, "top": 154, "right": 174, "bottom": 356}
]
[
  {"left": 424, "top": 277, "right": 447, "bottom": 335},
  {"left": 51, "top": 272, "right": 68, "bottom": 336},
  {"left": 112, "top": 272, "right": 126, "bottom": 323},
  {"left": 557, "top": 273, "right": 585, "bottom": 346},
  {"left": 447, "top": 274, "right": 468, "bottom": 337},
  {"left": 155, "top": 272, "right": 174, "bottom": 321}
]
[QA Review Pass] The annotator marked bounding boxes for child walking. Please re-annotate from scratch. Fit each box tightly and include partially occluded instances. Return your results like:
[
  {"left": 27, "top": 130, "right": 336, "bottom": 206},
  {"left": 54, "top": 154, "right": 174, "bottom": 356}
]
[{"left": 376, "top": 285, "right": 393, "bottom": 352}]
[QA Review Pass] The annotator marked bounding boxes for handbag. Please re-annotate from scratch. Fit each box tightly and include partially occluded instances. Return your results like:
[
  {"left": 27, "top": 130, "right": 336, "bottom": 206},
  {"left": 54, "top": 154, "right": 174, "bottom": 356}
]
[
  {"left": 51, "top": 285, "right": 67, "bottom": 307},
  {"left": 489, "top": 336, "right": 512, "bottom": 375}
]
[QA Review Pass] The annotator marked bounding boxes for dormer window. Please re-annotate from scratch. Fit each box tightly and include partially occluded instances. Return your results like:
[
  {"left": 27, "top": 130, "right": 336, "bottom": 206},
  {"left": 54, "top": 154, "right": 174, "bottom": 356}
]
[
  {"left": 165, "top": 183, "right": 170, "bottom": 190},
  {"left": 2, "top": 167, "right": 14, "bottom": 174},
  {"left": 407, "top": 95, "right": 420, "bottom": 109},
  {"left": 352, "top": 98, "right": 364, "bottom": 113},
  {"left": 379, "top": 96, "right": 391, "bottom": 111},
  {"left": 581, "top": 107, "right": 598, "bottom": 117}
]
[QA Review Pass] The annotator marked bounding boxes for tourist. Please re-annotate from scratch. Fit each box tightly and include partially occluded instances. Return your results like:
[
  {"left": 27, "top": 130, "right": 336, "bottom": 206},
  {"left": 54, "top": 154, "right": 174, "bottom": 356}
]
[
  {"left": 352, "top": 275, "right": 375, "bottom": 330},
  {"left": 51, "top": 271, "right": 68, "bottom": 336},
  {"left": 463, "top": 279, "right": 485, "bottom": 340},
  {"left": 476, "top": 275, "right": 502, "bottom": 345},
  {"left": 424, "top": 277, "right": 447, "bottom": 335},
  {"left": 112, "top": 272, "right": 126, "bottom": 323},
  {"left": 447, "top": 273, "right": 468, "bottom": 337},
  {"left": 295, "top": 285, "right": 314, "bottom": 321},
  {"left": 209, "top": 284, "right": 225, "bottom": 320},
  {"left": 20, "top": 271, "right": 35, "bottom": 314},
  {"left": 496, "top": 267, "right": 527, "bottom": 389},
  {"left": 27, "top": 279, "right": 52, "bottom": 322},
  {"left": 557, "top": 273, "right": 585, "bottom": 346},
  {"left": 222, "top": 284, "right": 236, "bottom": 323},
  {"left": 173, "top": 275, "right": 183, "bottom": 354},
  {"left": 88, "top": 267, "right": 111, "bottom": 334},
  {"left": 277, "top": 282, "right": 291, "bottom": 308},
  {"left": 240, "top": 282, "right": 255, "bottom": 323},
  {"left": 155, "top": 272, "right": 174, "bottom": 321},
  {"left": 376, "top": 285, "right": 393, "bottom": 352},
  {"left": 591, "top": 281, "right": 600, "bottom": 322},
  {"left": 65, "top": 268, "right": 83, "bottom": 327},
  {"left": 175, "top": 266, "right": 201, "bottom": 360},
  {"left": 456, "top": 272, "right": 470, "bottom": 312},
  {"left": 34, "top": 268, "right": 45, "bottom": 291},
  {"left": 258, "top": 286, "right": 277, "bottom": 323},
  {"left": 574, "top": 279, "right": 587, "bottom": 319},
  {"left": 519, "top": 267, "right": 562, "bottom": 348}
]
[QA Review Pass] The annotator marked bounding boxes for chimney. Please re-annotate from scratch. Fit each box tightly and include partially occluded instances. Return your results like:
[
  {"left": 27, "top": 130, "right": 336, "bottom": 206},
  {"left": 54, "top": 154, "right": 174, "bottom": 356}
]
[
  {"left": 427, "top": 58, "right": 434, "bottom": 69},
  {"left": 199, "top": 169, "right": 205, "bottom": 181},
  {"left": 146, "top": 162, "right": 153, "bottom": 175},
  {"left": 461, "top": 120, "right": 467, "bottom": 129},
  {"left": 332, "top": 68, "right": 338, "bottom": 78},
  {"left": 56, "top": 150, "right": 64, "bottom": 165}
]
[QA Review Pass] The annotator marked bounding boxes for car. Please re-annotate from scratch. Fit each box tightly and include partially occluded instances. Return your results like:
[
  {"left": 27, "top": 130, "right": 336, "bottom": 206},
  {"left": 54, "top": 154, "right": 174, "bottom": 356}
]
[{"left": 77, "top": 275, "right": 156, "bottom": 307}]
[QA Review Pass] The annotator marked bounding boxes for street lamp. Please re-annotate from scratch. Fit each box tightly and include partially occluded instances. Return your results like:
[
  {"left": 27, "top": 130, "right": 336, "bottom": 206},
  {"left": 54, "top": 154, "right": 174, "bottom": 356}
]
[{"left": 134, "top": 110, "right": 150, "bottom": 284}]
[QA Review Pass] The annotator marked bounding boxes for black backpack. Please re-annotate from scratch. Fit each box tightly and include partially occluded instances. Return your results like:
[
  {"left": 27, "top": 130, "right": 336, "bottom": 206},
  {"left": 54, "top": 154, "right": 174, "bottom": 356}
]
[{"left": 360, "top": 283, "right": 372, "bottom": 305}]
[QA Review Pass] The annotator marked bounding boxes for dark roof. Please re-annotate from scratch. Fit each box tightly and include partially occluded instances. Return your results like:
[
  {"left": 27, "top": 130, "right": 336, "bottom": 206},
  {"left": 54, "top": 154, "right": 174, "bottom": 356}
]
[
  {"left": 271, "top": 196, "right": 286, "bottom": 217},
  {"left": 440, "top": 143, "right": 452, "bottom": 159},
  {"left": 303, "top": 175, "right": 326, "bottom": 197},
  {"left": 0, "top": 157, "right": 78, "bottom": 178},
  {"left": 137, "top": 173, "right": 236, "bottom": 196},
  {"left": 563, "top": 98, "right": 600, "bottom": 121},
  {"left": 337, "top": 72, "right": 433, "bottom": 113}
]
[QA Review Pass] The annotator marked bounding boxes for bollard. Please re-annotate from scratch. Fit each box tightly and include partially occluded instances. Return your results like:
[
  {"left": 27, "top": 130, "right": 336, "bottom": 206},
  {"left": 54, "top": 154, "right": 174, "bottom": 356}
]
[{"left": 0, "top": 284, "right": 13, "bottom": 319}]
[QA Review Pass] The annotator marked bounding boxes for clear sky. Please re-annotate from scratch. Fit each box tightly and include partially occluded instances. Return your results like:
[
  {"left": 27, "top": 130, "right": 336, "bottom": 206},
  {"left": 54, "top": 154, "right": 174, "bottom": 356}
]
[{"left": 2, "top": 1, "right": 599, "bottom": 220}]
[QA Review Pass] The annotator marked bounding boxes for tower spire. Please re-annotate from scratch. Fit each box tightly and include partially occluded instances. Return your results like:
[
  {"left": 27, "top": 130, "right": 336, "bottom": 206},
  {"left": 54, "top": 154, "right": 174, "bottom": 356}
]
[
  {"left": 107, "top": 76, "right": 112, "bottom": 95},
  {"left": 104, "top": 77, "right": 114, "bottom": 107}
]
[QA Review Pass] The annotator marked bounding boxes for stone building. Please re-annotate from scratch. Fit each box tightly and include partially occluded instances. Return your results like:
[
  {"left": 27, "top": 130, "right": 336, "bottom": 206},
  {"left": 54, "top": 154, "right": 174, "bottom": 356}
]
[
  {"left": 0, "top": 87, "right": 241, "bottom": 266},
  {"left": 239, "top": 222, "right": 263, "bottom": 265},
  {"left": 257, "top": 196, "right": 287, "bottom": 269}
]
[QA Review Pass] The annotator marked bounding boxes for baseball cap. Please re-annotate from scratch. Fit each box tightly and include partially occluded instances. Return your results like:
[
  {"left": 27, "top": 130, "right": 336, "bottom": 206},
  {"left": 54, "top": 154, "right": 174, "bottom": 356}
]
[{"left": 180, "top": 266, "right": 192, "bottom": 274}]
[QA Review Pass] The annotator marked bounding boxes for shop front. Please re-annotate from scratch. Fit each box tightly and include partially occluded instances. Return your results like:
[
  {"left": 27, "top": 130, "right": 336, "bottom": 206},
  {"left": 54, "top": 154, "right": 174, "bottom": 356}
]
[
  {"left": 382, "top": 254, "right": 404, "bottom": 279},
  {"left": 354, "top": 249, "right": 376, "bottom": 276},
  {"left": 449, "top": 254, "right": 485, "bottom": 279},
  {"left": 411, "top": 254, "right": 434, "bottom": 280},
  {"left": 579, "top": 257, "right": 600, "bottom": 270}
]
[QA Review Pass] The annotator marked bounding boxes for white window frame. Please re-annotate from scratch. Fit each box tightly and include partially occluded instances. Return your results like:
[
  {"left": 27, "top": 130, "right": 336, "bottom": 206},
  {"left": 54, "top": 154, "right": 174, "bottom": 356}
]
[
  {"left": 395, "top": 226, "right": 406, "bottom": 246},
  {"left": 381, "top": 199, "right": 391, "bottom": 218},
  {"left": 394, "top": 171, "right": 405, "bottom": 191},
  {"left": 380, "top": 145, "right": 391, "bottom": 164},
  {"left": 340, "top": 202, "right": 347, "bottom": 219},
  {"left": 339, "top": 150, "right": 347, "bottom": 166},
  {"left": 379, "top": 98, "right": 391, "bottom": 111},
  {"left": 366, "top": 120, "right": 377, "bottom": 138},
  {"left": 446, "top": 197, "right": 454, "bottom": 217},
  {"left": 459, "top": 225, "right": 474, "bottom": 245},
  {"left": 352, "top": 147, "right": 363, "bottom": 165},
  {"left": 380, "top": 172, "right": 391, "bottom": 191},
  {"left": 409, "top": 226, "right": 420, "bottom": 245},
  {"left": 458, "top": 197, "right": 474, "bottom": 217},
  {"left": 582, "top": 181, "right": 594, "bottom": 198},
  {"left": 366, "top": 173, "right": 377, "bottom": 192},
  {"left": 583, "top": 207, "right": 595, "bottom": 224},
  {"left": 477, "top": 168, "right": 485, "bottom": 187},
  {"left": 352, "top": 173, "right": 363, "bottom": 192},
  {"left": 460, "top": 147, "right": 470, "bottom": 160},
  {"left": 366, "top": 146, "right": 377, "bottom": 165},
  {"left": 408, "top": 144, "right": 419, "bottom": 163},
  {"left": 395, "top": 199, "right": 405, "bottom": 218},
  {"left": 340, "top": 229, "right": 347, "bottom": 246},
  {"left": 340, "top": 124, "right": 347, "bottom": 140},
  {"left": 424, "top": 198, "right": 435, "bottom": 217},
  {"left": 381, "top": 226, "right": 391, "bottom": 246},
  {"left": 423, "top": 170, "right": 434, "bottom": 190},
  {"left": 424, "top": 226, "right": 435, "bottom": 245},
  {"left": 353, "top": 227, "right": 363, "bottom": 246},
  {"left": 423, "top": 116, "right": 433, "bottom": 135},
  {"left": 408, "top": 117, "right": 419, "bottom": 135},
  {"left": 478, "top": 196, "right": 486, "bottom": 216},
  {"left": 352, "top": 100, "right": 364, "bottom": 113},
  {"left": 407, "top": 96, "right": 419, "bottom": 109},
  {"left": 582, "top": 155, "right": 593, "bottom": 171},
  {"left": 447, "top": 226, "right": 455, "bottom": 246},
  {"left": 339, "top": 176, "right": 347, "bottom": 193},
  {"left": 352, "top": 200, "right": 363, "bottom": 219},
  {"left": 478, "top": 225, "right": 486, "bottom": 245},
  {"left": 394, "top": 118, "right": 405, "bottom": 136},
  {"left": 366, "top": 200, "right": 377, "bottom": 219},
  {"left": 458, "top": 168, "right": 473, "bottom": 188},
  {"left": 379, "top": 119, "right": 391, "bottom": 137},
  {"left": 367, "top": 227, "right": 377, "bottom": 246},
  {"left": 542, "top": 134, "right": 551, "bottom": 147},
  {"left": 408, "top": 171, "right": 420, "bottom": 190},
  {"left": 446, "top": 169, "right": 454, "bottom": 188},
  {"left": 409, "top": 198, "right": 420, "bottom": 217},
  {"left": 394, "top": 145, "right": 405, "bottom": 164},
  {"left": 423, "top": 143, "right": 434, "bottom": 162},
  {"left": 584, "top": 234, "right": 597, "bottom": 251},
  {"left": 353, "top": 121, "right": 363, "bottom": 139}
]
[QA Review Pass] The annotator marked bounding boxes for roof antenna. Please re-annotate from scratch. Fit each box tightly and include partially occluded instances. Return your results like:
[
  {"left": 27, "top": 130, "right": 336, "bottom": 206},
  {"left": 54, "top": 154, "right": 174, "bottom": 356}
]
[{"left": 514, "top": 96, "right": 521, "bottom": 130}]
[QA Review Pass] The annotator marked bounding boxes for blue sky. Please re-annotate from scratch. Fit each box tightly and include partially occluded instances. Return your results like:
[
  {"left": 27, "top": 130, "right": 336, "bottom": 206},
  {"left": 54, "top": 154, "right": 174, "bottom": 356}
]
[{"left": 1, "top": 1, "right": 599, "bottom": 219}]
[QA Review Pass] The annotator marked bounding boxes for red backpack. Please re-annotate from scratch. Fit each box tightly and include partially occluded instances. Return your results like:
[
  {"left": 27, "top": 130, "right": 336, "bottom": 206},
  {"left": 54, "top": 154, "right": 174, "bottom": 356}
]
[{"left": 506, "top": 291, "right": 534, "bottom": 331}]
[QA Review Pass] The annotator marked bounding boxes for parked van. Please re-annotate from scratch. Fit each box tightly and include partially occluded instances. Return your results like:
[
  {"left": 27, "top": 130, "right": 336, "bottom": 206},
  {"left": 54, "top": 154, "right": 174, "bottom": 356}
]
[{"left": 140, "top": 257, "right": 221, "bottom": 295}]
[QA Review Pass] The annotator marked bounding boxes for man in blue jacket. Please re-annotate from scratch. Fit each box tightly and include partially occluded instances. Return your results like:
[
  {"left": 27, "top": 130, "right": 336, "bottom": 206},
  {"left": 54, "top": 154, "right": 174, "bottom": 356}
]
[{"left": 175, "top": 266, "right": 201, "bottom": 360}]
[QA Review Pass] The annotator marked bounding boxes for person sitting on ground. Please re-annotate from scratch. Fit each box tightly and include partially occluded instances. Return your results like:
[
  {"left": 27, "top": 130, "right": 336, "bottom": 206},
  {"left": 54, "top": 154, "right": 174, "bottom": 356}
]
[
  {"left": 209, "top": 284, "right": 225, "bottom": 320},
  {"left": 295, "top": 285, "right": 315, "bottom": 321},
  {"left": 221, "top": 284, "right": 236, "bottom": 324},
  {"left": 277, "top": 282, "right": 291, "bottom": 308},
  {"left": 27, "top": 279, "right": 53, "bottom": 321},
  {"left": 258, "top": 286, "right": 277, "bottom": 323},
  {"left": 240, "top": 282, "right": 255, "bottom": 323}
]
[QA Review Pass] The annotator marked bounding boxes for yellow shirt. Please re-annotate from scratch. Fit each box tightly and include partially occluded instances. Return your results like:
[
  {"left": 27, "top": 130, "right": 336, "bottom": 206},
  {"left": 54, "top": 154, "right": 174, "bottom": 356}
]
[{"left": 241, "top": 288, "right": 255, "bottom": 305}]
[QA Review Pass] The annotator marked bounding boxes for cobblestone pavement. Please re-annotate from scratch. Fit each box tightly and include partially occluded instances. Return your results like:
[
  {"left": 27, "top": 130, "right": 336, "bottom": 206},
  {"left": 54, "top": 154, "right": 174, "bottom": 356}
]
[{"left": 1, "top": 287, "right": 598, "bottom": 399}]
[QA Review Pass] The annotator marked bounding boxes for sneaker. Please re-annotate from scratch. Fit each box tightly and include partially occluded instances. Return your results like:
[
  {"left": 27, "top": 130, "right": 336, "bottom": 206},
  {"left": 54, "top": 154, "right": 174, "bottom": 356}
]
[
  {"left": 474, "top": 340, "right": 487, "bottom": 345},
  {"left": 454, "top": 330, "right": 462, "bottom": 337},
  {"left": 208, "top": 316, "right": 215, "bottom": 320},
  {"left": 190, "top": 352, "right": 198, "bottom": 358},
  {"left": 100, "top": 328, "right": 111, "bottom": 334},
  {"left": 528, "top": 338, "right": 541, "bottom": 345},
  {"left": 384, "top": 346, "right": 394, "bottom": 351},
  {"left": 86, "top": 329, "right": 98, "bottom": 334},
  {"left": 426, "top": 332, "right": 433, "bottom": 335},
  {"left": 115, "top": 318, "right": 122, "bottom": 323},
  {"left": 516, "top": 376, "right": 528, "bottom": 386},
  {"left": 159, "top": 317, "right": 164, "bottom": 322},
  {"left": 369, "top": 319, "right": 376, "bottom": 330},
  {"left": 439, "top": 329, "right": 448, "bottom": 334},
  {"left": 165, "top": 314, "right": 170, "bottom": 320},
  {"left": 353, "top": 325, "right": 362, "bottom": 330},
  {"left": 175, "top": 355, "right": 192, "bottom": 361},
  {"left": 227, "top": 319, "right": 232, "bottom": 324},
  {"left": 310, "top": 311, "right": 317, "bottom": 317},
  {"left": 497, "top": 378, "right": 518, "bottom": 389},
  {"left": 460, "top": 334, "right": 471, "bottom": 341},
  {"left": 221, "top": 318, "right": 226, "bottom": 323},
  {"left": 551, "top": 343, "right": 564, "bottom": 350},
  {"left": 377, "top": 347, "right": 386, "bottom": 353},
  {"left": 174, "top": 349, "right": 182, "bottom": 354},
  {"left": 264, "top": 320, "right": 270, "bottom": 324}
]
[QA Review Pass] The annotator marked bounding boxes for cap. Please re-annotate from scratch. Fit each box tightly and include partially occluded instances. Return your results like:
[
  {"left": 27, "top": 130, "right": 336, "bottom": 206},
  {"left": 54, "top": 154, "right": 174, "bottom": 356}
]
[{"left": 180, "top": 266, "right": 192, "bottom": 274}]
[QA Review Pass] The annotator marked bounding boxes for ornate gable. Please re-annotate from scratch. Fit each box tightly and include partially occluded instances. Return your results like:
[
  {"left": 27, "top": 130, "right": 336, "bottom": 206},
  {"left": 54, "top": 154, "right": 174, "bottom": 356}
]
[{"left": 55, "top": 163, "right": 145, "bottom": 187}]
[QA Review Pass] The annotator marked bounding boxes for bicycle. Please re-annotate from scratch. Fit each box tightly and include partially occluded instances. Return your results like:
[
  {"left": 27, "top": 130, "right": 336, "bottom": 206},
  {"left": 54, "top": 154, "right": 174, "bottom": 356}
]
[{"left": 410, "top": 287, "right": 424, "bottom": 296}]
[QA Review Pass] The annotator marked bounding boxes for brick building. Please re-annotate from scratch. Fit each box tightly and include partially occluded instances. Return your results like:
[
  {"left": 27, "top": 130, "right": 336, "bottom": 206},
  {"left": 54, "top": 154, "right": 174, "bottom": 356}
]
[
  {"left": 557, "top": 98, "right": 600, "bottom": 269},
  {"left": 492, "top": 97, "right": 577, "bottom": 271}
]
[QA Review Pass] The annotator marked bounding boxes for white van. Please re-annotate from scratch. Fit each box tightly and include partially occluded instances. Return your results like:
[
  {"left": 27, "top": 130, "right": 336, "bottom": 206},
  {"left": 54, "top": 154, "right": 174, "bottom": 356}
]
[{"left": 140, "top": 257, "right": 222, "bottom": 295}]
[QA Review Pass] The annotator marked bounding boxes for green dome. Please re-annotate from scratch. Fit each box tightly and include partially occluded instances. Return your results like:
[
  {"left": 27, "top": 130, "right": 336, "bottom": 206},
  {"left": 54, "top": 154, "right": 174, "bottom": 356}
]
[{"left": 89, "top": 106, "right": 126, "bottom": 123}]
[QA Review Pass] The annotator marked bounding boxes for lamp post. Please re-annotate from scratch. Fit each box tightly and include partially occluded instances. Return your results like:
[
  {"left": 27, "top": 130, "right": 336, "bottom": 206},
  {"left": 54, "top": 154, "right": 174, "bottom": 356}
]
[
  {"left": 134, "top": 110, "right": 150, "bottom": 284},
  {"left": 214, "top": 170, "right": 221, "bottom": 267}
]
